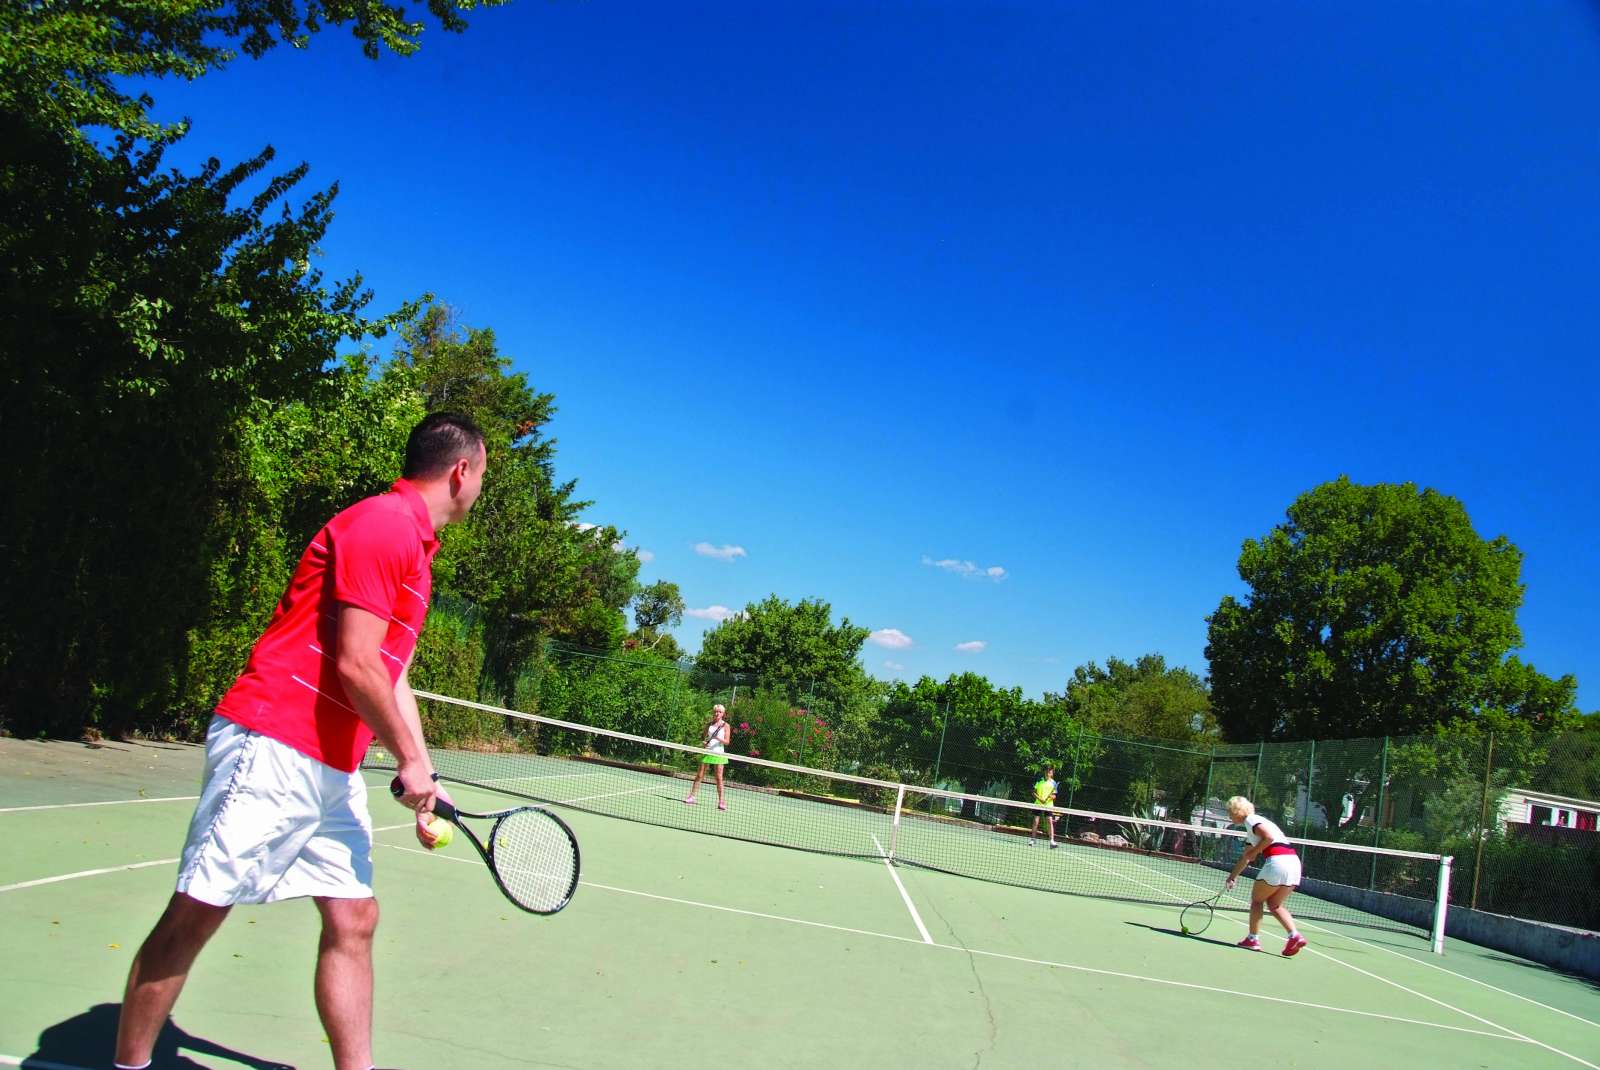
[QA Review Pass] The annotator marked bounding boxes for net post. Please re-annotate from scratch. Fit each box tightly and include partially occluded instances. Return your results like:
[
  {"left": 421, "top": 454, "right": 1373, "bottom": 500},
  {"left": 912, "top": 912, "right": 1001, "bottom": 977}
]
[
  {"left": 1471, "top": 731, "right": 1494, "bottom": 910},
  {"left": 888, "top": 783, "right": 906, "bottom": 860},
  {"left": 1370, "top": 735, "right": 1389, "bottom": 889},
  {"left": 1432, "top": 854, "right": 1453, "bottom": 955},
  {"left": 1303, "top": 739, "right": 1316, "bottom": 836}
]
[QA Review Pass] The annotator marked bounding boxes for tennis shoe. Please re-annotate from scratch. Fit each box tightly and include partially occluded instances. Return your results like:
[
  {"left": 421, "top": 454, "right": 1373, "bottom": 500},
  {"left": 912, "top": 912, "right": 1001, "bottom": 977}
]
[
  {"left": 683, "top": 795, "right": 697, "bottom": 805},
  {"left": 717, "top": 801, "right": 727, "bottom": 811},
  {"left": 1282, "top": 934, "right": 1308, "bottom": 957},
  {"left": 1235, "top": 935, "right": 1262, "bottom": 950},
  {"left": 1049, "top": 842, "right": 1059, "bottom": 849}
]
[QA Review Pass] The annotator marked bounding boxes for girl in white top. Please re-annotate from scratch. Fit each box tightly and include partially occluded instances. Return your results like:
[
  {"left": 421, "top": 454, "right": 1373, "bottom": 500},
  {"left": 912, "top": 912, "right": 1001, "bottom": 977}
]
[
  {"left": 684, "top": 703, "right": 732, "bottom": 811},
  {"left": 1223, "top": 796, "right": 1308, "bottom": 956}
]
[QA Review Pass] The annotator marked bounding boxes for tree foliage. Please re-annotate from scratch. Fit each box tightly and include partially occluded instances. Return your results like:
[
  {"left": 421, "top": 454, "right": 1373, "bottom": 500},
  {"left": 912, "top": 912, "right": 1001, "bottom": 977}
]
[
  {"left": 1205, "top": 477, "right": 1545, "bottom": 741},
  {"left": 694, "top": 595, "right": 871, "bottom": 710}
]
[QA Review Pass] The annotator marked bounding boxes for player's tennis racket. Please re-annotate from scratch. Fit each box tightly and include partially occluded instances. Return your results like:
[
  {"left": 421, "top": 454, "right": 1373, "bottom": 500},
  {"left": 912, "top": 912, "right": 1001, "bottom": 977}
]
[
  {"left": 1179, "top": 889, "right": 1224, "bottom": 936},
  {"left": 393, "top": 779, "right": 580, "bottom": 915}
]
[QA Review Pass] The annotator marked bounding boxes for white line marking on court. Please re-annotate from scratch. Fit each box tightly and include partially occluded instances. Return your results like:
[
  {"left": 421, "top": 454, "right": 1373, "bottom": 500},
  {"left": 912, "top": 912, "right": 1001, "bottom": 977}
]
[
  {"left": 377, "top": 842, "right": 1541, "bottom": 1047},
  {"left": 0, "top": 824, "right": 417, "bottom": 895},
  {"left": 1293, "top": 918, "right": 1600, "bottom": 1031},
  {"left": 871, "top": 834, "right": 933, "bottom": 944},
  {"left": 0, "top": 1054, "right": 94, "bottom": 1069},
  {"left": 1064, "top": 844, "right": 1600, "bottom": 1069},
  {"left": 0, "top": 796, "right": 197, "bottom": 814},
  {"left": 554, "top": 784, "right": 661, "bottom": 806},
  {"left": 0, "top": 858, "right": 178, "bottom": 893}
]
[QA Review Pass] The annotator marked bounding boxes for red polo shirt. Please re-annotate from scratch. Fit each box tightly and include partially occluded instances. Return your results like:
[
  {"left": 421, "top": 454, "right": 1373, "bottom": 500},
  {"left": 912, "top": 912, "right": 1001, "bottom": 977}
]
[{"left": 217, "top": 480, "right": 439, "bottom": 772}]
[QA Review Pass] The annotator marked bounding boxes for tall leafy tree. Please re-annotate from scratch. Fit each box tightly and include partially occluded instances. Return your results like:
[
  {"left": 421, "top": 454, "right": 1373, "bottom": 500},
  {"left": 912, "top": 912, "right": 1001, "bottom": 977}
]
[
  {"left": 396, "top": 309, "right": 642, "bottom": 692},
  {"left": 694, "top": 595, "right": 870, "bottom": 711},
  {"left": 1205, "top": 477, "right": 1536, "bottom": 741},
  {"left": 0, "top": 0, "right": 507, "bottom": 735},
  {"left": 1050, "top": 654, "right": 1215, "bottom": 742},
  {"left": 629, "top": 581, "right": 686, "bottom": 659}
]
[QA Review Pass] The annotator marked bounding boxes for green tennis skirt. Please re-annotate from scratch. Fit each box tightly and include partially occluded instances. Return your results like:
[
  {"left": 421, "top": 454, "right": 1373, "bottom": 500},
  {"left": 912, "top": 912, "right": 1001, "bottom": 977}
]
[{"left": 700, "top": 753, "right": 728, "bottom": 765}]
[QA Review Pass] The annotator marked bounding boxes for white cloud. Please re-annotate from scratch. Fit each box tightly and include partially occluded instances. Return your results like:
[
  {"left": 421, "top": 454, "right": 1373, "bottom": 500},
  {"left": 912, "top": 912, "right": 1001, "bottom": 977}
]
[
  {"left": 883, "top": 660, "right": 906, "bottom": 672},
  {"left": 574, "top": 522, "right": 599, "bottom": 533},
  {"left": 868, "top": 628, "right": 914, "bottom": 650},
  {"left": 686, "top": 605, "right": 738, "bottom": 622},
  {"left": 694, "top": 542, "right": 748, "bottom": 561},
  {"left": 954, "top": 640, "right": 987, "bottom": 654},
  {"left": 921, "top": 555, "right": 1008, "bottom": 582},
  {"left": 636, "top": 549, "right": 655, "bottom": 564}
]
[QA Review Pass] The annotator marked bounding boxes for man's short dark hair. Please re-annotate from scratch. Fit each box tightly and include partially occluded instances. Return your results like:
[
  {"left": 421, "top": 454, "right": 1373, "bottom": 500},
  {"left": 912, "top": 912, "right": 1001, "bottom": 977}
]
[{"left": 403, "top": 412, "right": 485, "bottom": 479}]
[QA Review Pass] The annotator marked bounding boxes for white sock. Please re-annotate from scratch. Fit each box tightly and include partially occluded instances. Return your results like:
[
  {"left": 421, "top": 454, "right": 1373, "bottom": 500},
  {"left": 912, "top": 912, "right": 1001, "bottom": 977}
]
[{"left": 115, "top": 1062, "right": 152, "bottom": 1069}]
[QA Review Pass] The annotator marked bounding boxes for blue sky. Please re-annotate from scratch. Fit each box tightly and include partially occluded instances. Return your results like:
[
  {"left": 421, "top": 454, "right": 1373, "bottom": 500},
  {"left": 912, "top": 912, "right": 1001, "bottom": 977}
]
[{"left": 145, "top": 2, "right": 1598, "bottom": 710}]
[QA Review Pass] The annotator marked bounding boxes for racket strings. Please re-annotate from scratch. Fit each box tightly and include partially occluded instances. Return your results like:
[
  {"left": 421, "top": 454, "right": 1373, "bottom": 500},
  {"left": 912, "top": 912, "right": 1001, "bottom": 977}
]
[{"left": 490, "top": 809, "right": 579, "bottom": 912}]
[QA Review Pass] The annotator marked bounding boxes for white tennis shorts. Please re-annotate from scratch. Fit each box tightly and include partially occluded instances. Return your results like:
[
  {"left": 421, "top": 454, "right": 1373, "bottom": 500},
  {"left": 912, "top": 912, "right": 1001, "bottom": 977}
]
[
  {"left": 176, "top": 715, "right": 374, "bottom": 906},
  {"left": 1257, "top": 853, "right": 1302, "bottom": 888}
]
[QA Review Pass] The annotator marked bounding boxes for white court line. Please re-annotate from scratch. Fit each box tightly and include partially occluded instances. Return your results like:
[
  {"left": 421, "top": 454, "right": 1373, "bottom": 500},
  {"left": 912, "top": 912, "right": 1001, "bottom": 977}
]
[
  {"left": 0, "top": 796, "right": 198, "bottom": 814},
  {"left": 1064, "top": 843, "right": 1599, "bottom": 1069},
  {"left": 378, "top": 841, "right": 1536, "bottom": 1046},
  {"left": 0, "top": 823, "right": 416, "bottom": 895},
  {"left": 870, "top": 834, "right": 933, "bottom": 944},
  {"left": 0, "top": 1054, "right": 93, "bottom": 1069},
  {"left": 1291, "top": 919, "right": 1600, "bottom": 1031},
  {"left": 1062, "top": 844, "right": 1600, "bottom": 1030},
  {"left": 0, "top": 858, "right": 179, "bottom": 894},
  {"left": 553, "top": 784, "right": 661, "bottom": 806}
]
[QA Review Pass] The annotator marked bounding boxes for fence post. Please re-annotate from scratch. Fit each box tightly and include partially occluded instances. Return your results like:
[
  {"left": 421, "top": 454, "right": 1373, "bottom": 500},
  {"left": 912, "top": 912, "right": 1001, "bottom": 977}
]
[
  {"left": 1303, "top": 740, "right": 1316, "bottom": 836},
  {"left": 1251, "top": 741, "right": 1264, "bottom": 803},
  {"left": 1067, "top": 722, "right": 1083, "bottom": 809},
  {"left": 1200, "top": 749, "right": 1214, "bottom": 827},
  {"left": 1471, "top": 732, "right": 1495, "bottom": 910},
  {"left": 1370, "top": 735, "right": 1389, "bottom": 890},
  {"left": 932, "top": 697, "right": 950, "bottom": 785},
  {"left": 669, "top": 667, "right": 682, "bottom": 739}
]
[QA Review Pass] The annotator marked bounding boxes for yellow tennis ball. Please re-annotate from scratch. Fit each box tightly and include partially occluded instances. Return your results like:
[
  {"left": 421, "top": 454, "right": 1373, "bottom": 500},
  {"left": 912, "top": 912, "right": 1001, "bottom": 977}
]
[{"left": 425, "top": 815, "right": 453, "bottom": 850}]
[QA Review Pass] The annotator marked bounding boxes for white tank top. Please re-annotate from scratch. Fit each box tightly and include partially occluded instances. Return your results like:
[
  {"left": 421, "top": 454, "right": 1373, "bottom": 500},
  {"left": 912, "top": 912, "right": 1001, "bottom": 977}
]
[
  {"left": 1245, "top": 813, "right": 1289, "bottom": 849},
  {"left": 704, "top": 722, "right": 726, "bottom": 753}
]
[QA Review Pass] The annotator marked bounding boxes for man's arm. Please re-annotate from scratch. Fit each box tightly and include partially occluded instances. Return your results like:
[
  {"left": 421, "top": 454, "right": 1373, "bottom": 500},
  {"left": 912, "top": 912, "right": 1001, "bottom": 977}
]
[{"left": 335, "top": 604, "right": 438, "bottom": 813}]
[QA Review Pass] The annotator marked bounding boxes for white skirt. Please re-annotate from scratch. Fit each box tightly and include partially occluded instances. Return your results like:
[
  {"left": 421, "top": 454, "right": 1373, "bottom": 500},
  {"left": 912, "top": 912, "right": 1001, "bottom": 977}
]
[{"left": 1257, "top": 853, "right": 1302, "bottom": 888}]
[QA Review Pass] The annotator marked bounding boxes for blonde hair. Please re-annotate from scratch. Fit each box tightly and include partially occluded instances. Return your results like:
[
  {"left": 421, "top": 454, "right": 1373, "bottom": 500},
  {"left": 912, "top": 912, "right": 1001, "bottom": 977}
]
[
  {"left": 1226, "top": 796, "right": 1255, "bottom": 818},
  {"left": 712, "top": 703, "right": 726, "bottom": 715}
]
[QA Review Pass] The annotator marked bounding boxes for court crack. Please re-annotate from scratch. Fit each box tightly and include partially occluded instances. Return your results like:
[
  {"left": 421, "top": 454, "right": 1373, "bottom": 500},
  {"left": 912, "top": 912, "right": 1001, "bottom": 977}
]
[{"left": 922, "top": 894, "right": 997, "bottom": 1068}]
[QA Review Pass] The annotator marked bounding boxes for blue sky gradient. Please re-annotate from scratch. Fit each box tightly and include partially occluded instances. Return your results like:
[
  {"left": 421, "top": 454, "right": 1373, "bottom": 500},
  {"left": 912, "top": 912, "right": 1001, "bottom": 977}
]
[{"left": 145, "top": 2, "right": 1599, "bottom": 709}]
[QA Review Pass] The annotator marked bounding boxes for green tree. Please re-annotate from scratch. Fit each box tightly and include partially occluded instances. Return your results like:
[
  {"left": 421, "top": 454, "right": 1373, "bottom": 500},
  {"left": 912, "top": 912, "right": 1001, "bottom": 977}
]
[
  {"left": 1051, "top": 654, "right": 1214, "bottom": 741},
  {"left": 1048, "top": 654, "right": 1215, "bottom": 819},
  {"left": 694, "top": 595, "right": 871, "bottom": 710},
  {"left": 397, "top": 310, "right": 642, "bottom": 693},
  {"left": 876, "top": 672, "right": 1082, "bottom": 814},
  {"left": 1, "top": 0, "right": 508, "bottom": 140},
  {"left": 0, "top": 0, "right": 505, "bottom": 736},
  {"left": 1205, "top": 477, "right": 1532, "bottom": 741},
  {"left": 629, "top": 581, "right": 686, "bottom": 658}
]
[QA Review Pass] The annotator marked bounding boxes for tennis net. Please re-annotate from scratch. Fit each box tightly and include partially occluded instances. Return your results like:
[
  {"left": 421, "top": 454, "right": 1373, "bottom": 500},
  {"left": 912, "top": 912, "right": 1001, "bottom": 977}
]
[{"left": 367, "top": 690, "right": 1451, "bottom": 949}]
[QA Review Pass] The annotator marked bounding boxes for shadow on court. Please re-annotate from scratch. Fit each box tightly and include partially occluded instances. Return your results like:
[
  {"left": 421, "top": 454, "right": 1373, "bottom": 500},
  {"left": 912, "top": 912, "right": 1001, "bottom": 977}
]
[
  {"left": 1122, "top": 920, "right": 1241, "bottom": 951},
  {"left": 24, "top": 1004, "right": 294, "bottom": 1070}
]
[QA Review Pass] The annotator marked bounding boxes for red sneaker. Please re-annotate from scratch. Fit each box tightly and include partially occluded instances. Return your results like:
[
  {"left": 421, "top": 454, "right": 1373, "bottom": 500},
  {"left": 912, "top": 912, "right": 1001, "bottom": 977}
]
[
  {"left": 1236, "top": 935, "right": 1262, "bottom": 950},
  {"left": 1282, "top": 935, "right": 1308, "bottom": 957}
]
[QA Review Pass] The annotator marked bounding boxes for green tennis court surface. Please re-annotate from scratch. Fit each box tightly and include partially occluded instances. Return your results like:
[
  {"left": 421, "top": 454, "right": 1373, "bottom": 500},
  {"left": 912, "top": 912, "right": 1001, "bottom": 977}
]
[{"left": 3, "top": 737, "right": 1596, "bottom": 1069}]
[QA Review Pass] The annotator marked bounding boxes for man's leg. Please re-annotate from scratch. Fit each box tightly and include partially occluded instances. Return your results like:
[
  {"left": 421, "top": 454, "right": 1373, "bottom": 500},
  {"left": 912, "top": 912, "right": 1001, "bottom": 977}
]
[
  {"left": 315, "top": 896, "right": 380, "bottom": 1070},
  {"left": 115, "top": 892, "right": 232, "bottom": 1067}
]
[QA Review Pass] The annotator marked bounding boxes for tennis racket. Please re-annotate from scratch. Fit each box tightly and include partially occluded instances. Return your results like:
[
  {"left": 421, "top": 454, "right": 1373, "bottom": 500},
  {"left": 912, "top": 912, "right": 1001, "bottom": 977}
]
[
  {"left": 394, "top": 779, "right": 580, "bottom": 915},
  {"left": 1179, "top": 889, "right": 1225, "bottom": 936}
]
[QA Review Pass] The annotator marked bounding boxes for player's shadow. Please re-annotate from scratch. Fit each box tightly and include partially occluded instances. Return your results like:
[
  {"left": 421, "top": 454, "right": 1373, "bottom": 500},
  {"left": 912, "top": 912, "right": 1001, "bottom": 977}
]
[
  {"left": 1123, "top": 920, "right": 1239, "bottom": 950},
  {"left": 24, "top": 1003, "right": 295, "bottom": 1069}
]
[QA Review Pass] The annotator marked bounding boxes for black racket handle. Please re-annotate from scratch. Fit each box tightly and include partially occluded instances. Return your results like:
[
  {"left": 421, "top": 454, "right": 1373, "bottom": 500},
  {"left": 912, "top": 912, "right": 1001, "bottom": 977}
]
[{"left": 388, "top": 776, "right": 458, "bottom": 821}]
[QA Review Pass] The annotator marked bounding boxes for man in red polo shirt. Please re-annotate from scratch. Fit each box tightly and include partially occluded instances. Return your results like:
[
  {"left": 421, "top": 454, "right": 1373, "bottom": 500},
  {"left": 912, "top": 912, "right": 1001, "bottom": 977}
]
[{"left": 114, "top": 412, "right": 488, "bottom": 1070}]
